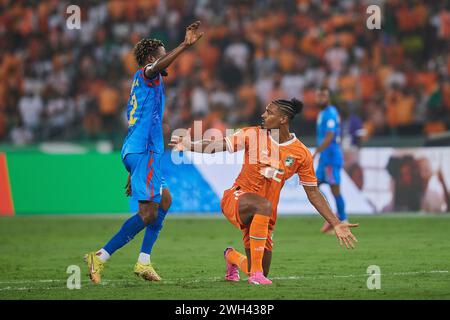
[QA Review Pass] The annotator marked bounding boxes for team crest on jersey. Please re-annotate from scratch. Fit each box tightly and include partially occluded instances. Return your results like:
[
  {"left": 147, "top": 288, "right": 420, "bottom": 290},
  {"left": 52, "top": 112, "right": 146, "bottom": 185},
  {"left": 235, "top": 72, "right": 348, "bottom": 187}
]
[{"left": 285, "top": 156, "right": 295, "bottom": 167}]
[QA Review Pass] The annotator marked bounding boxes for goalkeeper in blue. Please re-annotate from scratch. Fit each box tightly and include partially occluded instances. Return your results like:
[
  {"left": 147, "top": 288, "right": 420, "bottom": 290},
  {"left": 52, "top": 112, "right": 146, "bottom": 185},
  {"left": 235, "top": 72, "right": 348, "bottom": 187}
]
[
  {"left": 84, "top": 21, "right": 203, "bottom": 284},
  {"left": 313, "top": 87, "right": 348, "bottom": 234}
]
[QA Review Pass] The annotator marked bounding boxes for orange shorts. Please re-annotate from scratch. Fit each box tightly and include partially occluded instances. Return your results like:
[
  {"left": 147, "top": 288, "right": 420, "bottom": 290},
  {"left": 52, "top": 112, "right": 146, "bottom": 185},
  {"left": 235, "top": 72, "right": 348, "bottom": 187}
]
[
  {"left": 221, "top": 186, "right": 246, "bottom": 229},
  {"left": 221, "top": 186, "right": 274, "bottom": 251}
]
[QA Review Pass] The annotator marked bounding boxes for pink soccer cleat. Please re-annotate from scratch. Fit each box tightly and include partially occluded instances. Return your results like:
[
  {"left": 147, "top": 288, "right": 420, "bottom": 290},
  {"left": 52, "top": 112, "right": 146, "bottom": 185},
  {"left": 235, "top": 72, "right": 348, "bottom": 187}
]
[
  {"left": 224, "top": 247, "right": 240, "bottom": 282},
  {"left": 248, "top": 271, "right": 272, "bottom": 285}
]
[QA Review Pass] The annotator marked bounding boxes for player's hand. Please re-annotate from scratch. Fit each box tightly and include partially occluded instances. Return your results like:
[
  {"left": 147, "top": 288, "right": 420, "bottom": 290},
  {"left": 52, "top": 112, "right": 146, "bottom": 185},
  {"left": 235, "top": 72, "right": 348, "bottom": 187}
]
[
  {"left": 125, "top": 174, "right": 132, "bottom": 197},
  {"left": 334, "top": 222, "right": 359, "bottom": 249},
  {"left": 169, "top": 128, "right": 192, "bottom": 151},
  {"left": 183, "top": 21, "right": 204, "bottom": 47}
]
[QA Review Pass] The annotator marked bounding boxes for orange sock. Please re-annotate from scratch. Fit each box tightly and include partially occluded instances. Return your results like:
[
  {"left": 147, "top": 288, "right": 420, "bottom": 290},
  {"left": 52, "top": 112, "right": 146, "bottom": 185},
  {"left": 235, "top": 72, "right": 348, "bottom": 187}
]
[
  {"left": 249, "top": 214, "right": 270, "bottom": 273},
  {"left": 226, "top": 249, "right": 248, "bottom": 274}
]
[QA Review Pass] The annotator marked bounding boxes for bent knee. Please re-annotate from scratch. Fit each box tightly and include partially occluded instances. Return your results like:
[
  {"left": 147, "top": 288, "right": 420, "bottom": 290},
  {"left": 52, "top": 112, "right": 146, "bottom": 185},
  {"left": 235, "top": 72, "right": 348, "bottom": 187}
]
[
  {"left": 239, "top": 194, "right": 272, "bottom": 218},
  {"left": 251, "top": 199, "right": 272, "bottom": 216},
  {"left": 259, "top": 200, "right": 272, "bottom": 216}
]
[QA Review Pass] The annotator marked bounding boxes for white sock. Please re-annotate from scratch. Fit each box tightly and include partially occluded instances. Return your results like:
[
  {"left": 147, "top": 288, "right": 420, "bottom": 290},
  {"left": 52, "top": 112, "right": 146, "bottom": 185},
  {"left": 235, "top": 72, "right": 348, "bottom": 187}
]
[
  {"left": 96, "top": 248, "right": 110, "bottom": 263},
  {"left": 138, "top": 253, "right": 151, "bottom": 264}
]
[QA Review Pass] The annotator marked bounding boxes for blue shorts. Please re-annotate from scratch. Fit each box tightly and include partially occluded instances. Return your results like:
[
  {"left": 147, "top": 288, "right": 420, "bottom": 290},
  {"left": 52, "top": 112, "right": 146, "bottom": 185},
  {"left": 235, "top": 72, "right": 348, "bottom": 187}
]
[
  {"left": 123, "top": 152, "right": 167, "bottom": 203},
  {"left": 316, "top": 163, "right": 341, "bottom": 185}
]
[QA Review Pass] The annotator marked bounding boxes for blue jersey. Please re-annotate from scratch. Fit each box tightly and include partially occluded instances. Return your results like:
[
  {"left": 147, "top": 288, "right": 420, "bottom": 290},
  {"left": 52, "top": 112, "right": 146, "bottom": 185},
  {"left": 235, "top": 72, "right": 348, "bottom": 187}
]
[
  {"left": 121, "top": 68, "right": 165, "bottom": 159},
  {"left": 316, "top": 105, "right": 343, "bottom": 166}
]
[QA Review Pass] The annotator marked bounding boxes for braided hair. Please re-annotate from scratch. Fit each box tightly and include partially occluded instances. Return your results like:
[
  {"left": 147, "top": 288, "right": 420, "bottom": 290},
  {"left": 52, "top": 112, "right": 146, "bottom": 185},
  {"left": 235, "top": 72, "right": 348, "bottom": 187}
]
[
  {"left": 133, "top": 38, "right": 164, "bottom": 67},
  {"left": 273, "top": 98, "right": 304, "bottom": 120}
]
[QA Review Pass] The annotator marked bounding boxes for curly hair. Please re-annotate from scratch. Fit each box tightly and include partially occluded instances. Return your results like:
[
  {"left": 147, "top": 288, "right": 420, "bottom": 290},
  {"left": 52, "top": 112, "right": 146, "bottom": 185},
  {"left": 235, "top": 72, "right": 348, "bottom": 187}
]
[{"left": 133, "top": 38, "right": 164, "bottom": 67}]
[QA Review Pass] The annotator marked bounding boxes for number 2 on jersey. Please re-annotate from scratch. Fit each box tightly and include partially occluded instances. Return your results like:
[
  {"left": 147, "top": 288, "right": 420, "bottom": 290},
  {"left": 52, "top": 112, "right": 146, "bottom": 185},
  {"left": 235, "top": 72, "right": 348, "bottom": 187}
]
[{"left": 128, "top": 93, "right": 138, "bottom": 126}]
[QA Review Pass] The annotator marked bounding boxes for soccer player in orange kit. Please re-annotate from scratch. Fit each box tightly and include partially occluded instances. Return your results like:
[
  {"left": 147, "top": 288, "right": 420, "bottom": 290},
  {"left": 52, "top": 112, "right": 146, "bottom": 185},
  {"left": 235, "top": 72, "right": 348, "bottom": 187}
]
[{"left": 170, "top": 98, "right": 358, "bottom": 285}]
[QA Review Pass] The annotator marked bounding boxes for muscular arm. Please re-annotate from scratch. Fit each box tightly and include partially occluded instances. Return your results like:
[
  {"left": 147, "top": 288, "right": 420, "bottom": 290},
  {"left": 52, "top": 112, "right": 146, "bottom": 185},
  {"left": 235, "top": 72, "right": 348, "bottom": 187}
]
[
  {"left": 169, "top": 129, "right": 228, "bottom": 154},
  {"left": 145, "top": 21, "right": 203, "bottom": 79},
  {"left": 303, "top": 185, "right": 341, "bottom": 227},
  {"left": 303, "top": 185, "right": 359, "bottom": 248},
  {"left": 188, "top": 139, "right": 228, "bottom": 154},
  {"left": 144, "top": 43, "right": 189, "bottom": 79},
  {"left": 313, "top": 131, "right": 334, "bottom": 157}
]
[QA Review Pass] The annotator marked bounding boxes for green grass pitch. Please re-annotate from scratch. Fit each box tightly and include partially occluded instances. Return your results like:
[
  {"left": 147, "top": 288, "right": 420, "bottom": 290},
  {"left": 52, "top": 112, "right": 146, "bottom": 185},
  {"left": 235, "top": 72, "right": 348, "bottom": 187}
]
[{"left": 0, "top": 214, "right": 449, "bottom": 299}]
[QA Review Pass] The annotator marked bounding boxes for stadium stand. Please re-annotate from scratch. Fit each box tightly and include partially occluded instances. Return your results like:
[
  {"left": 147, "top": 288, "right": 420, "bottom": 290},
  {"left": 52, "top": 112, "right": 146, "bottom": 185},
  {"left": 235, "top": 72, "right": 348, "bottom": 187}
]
[{"left": 0, "top": 0, "right": 449, "bottom": 147}]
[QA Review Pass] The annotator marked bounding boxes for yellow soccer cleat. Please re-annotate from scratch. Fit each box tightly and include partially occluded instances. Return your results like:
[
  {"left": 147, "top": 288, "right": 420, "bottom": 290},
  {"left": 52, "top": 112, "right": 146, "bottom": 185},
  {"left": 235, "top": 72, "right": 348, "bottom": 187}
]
[
  {"left": 134, "top": 262, "right": 161, "bottom": 281},
  {"left": 84, "top": 252, "right": 105, "bottom": 284}
]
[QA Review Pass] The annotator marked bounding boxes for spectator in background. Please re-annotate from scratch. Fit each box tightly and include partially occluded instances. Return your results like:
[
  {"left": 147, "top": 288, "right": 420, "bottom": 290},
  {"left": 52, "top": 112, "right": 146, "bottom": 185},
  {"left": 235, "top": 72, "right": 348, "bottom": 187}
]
[
  {"left": 43, "top": 87, "right": 72, "bottom": 139},
  {"left": 223, "top": 32, "right": 253, "bottom": 73},
  {"left": 98, "top": 83, "right": 120, "bottom": 135},
  {"left": 18, "top": 90, "right": 43, "bottom": 141},
  {"left": 0, "top": 0, "right": 449, "bottom": 146},
  {"left": 190, "top": 79, "right": 209, "bottom": 117},
  {"left": 10, "top": 124, "right": 33, "bottom": 146},
  {"left": 209, "top": 80, "right": 235, "bottom": 111},
  {"left": 341, "top": 104, "right": 365, "bottom": 150},
  {"left": 265, "top": 74, "right": 288, "bottom": 106},
  {"left": 236, "top": 77, "right": 259, "bottom": 125},
  {"left": 281, "top": 64, "right": 306, "bottom": 100},
  {"left": 253, "top": 46, "right": 278, "bottom": 80},
  {"left": 324, "top": 41, "right": 348, "bottom": 74},
  {"left": 218, "top": 56, "right": 243, "bottom": 91}
]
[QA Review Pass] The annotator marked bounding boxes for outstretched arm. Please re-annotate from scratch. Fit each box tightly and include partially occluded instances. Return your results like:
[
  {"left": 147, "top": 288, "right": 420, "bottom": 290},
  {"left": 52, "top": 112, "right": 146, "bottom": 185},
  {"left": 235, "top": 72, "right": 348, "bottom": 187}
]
[
  {"left": 145, "top": 21, "right": 204, "bottom": 79},
  {"left": 169, "top": 128, "right": 227, "bottom": 154},
  {"left": 303, "top": 185, "right": 359, "bottom": 249}
]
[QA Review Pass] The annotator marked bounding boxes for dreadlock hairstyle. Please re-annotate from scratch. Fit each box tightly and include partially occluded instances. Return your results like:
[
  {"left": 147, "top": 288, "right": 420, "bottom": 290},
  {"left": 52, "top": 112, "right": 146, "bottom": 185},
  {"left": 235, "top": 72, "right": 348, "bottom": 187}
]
[
  {"left": 133, "top": 38, "right": 164, "bottom": 67},
  {"left": 273, "top": 98, "right": 304, "bottom": 120}
]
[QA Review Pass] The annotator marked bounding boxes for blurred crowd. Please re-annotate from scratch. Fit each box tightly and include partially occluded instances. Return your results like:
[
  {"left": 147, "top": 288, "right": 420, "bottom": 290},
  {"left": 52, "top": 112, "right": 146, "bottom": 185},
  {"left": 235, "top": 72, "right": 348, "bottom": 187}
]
[{"left": 1, "top": 0, "right": 450, "bottom": 147}]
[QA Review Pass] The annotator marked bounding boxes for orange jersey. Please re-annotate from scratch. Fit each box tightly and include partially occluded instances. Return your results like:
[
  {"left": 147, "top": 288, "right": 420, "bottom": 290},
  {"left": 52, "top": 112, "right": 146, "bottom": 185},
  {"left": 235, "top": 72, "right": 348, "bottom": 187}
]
[{"left": 224, "top": 126, "right": 318, "bottom": 221}]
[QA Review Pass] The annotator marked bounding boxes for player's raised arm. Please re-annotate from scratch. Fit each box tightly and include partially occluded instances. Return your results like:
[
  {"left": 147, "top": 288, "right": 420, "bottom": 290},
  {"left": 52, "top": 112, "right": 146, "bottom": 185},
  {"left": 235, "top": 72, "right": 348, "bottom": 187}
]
[
  {"left": 144, "top": 21, "right": 204, "bottom": 79},
  {"left": 169, "top": 128, "right": 227, "bottom": 154},
  {"left": 303, "top": 185, "right": 359, "bottom": 249}
]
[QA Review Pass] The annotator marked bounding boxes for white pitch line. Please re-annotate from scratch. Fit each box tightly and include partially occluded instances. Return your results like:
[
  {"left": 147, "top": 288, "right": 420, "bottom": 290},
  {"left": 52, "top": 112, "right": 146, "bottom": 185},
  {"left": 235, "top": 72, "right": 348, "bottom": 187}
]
[
  {"left": 0, "top": 279, "right": 65, "bottom": 284},
  {"left": 0, "top": 270, "right": 448, "bottom": 291},
  {"left": 0, "top": 286, "right": 63, "bottom": 292}
]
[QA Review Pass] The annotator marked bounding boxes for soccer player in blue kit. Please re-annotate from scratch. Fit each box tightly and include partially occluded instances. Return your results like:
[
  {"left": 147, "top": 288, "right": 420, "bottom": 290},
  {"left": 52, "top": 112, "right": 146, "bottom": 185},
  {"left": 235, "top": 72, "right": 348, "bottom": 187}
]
[
  {"left": 313, "top": 87, "right": 348, "bottom": 234},
  {"left": 84, "top": 21, "right": 204, "bottom": 284}
]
